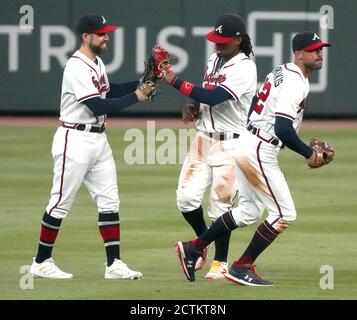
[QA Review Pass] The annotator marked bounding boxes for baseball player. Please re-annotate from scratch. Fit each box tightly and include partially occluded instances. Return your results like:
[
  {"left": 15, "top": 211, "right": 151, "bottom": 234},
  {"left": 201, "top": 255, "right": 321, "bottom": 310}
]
[
  {"left": 156, "top": 14, "right": 257, "bottom": 279},
  {"left": 176, "top": 31, "right": 332, "bottom": 285},
  {"left": 29, "top": 14, "right": 157, "bottom": 279}
]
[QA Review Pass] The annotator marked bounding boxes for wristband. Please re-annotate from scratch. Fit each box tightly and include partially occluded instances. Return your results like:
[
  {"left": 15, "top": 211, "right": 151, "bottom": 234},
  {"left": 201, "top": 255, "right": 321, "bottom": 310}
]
[
  {"left": 170, "top": 77, "right": 195, "bottom": 97},
  {"left": 179, "top": 81, "right": 195, "bottom": 96}
]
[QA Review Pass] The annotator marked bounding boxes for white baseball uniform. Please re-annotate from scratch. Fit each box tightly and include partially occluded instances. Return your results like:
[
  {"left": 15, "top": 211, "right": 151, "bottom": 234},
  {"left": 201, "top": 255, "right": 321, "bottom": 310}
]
[
  {"left": 46, "top": 50, "right": 119, "bottom": 219},
  {"left": 177, "top": 52, "right": 257, "bottom": 220},
  {"left": 229, "top": 62, "right": 309, "bottom": 229}
]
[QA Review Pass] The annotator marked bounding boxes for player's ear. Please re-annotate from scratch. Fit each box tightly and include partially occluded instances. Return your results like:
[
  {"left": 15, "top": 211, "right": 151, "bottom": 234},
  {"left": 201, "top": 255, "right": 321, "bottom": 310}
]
[
  {"left": 81, "top": 33, "right": 91, "bottom": 43},
  {"left": 294, "top": 50, "right": 304, "bottom": 61},
  {"left": 235, "top": 35, "right": 243, "bottom": 46}
]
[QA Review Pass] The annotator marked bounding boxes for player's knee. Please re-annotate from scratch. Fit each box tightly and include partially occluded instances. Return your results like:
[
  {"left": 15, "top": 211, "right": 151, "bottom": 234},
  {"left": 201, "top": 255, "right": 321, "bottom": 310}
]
[
  {"left": 214, "top": 184, "right": 233, "bottom": 203},
  {"left": 284, "top": 209, "right": 297, "bottom": 224},
  {"left": 97, "top": 197, "right": 120, "bottom": 214},
  {"left": 207, "top": 209, "right": 221, "bottom": 222},
  {"left": 230, "top": 207, "right": 261, "bottom": 228},
  {"left": 272, "top": 211, "right": 296, "bottom": 233},
  {"left": 49, "top": 208, "right": 69, "bottom": 219},
  {"left": 98, "top": 204, "right": 119, "bottom": 214},
  {"left": 176, "top": 189, "right": 201, "bottom": 213}
]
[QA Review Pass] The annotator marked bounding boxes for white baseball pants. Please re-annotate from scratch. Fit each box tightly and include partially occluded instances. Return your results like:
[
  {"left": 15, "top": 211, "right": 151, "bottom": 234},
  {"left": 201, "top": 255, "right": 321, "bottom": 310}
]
[
  {"left": 45, "top": 127, "right": 119, "bottom": 219},
  {"left": 229, "top": 130, "right": 297, "bottom": 229},
  {"left": 176, "top": 131, "right": 239, "bottom": 221}
]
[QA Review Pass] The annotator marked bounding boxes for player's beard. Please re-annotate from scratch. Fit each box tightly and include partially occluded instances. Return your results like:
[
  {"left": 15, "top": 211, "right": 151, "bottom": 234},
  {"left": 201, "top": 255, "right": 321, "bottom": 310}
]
[
  {"left": 304, "top": 59, "right": 323, "bottom": 71},
  {"left": 89, "top": 41, "right": 107, "bottom": 55}
]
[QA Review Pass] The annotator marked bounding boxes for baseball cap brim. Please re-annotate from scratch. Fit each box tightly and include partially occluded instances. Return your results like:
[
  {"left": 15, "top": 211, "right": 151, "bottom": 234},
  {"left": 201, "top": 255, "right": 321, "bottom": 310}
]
[
  {"left": 93, "top": 25, "right": 119, "bottom": 34},
  {"left": 204, "top": 30, "right": 236, "bottom": 44},
  {"left": 303, "top": 41, "right": 330, "bottom": 52}
]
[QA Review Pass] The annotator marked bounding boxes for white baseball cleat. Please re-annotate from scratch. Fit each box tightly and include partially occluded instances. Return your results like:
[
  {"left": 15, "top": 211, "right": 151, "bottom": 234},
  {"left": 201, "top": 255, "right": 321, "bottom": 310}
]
[
  {"left": 104, "top": 259, "right": 143, "bottom": 280},
  {"left": 29, "top": 257, "right": 73, "bottom": 279}
]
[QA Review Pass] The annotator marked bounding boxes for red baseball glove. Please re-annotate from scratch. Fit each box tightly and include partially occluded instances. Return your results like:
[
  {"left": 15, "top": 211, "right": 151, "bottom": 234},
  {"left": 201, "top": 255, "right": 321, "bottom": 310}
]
[{"left": 151, "top": 45, "right": 173, "bottom": 79}]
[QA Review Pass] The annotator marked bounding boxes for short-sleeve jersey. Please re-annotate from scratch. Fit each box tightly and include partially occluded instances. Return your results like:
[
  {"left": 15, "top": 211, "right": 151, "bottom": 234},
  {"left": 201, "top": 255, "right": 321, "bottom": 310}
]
[
  {"left": 248, "top": 62, "right": 310, "bottom": 137},
  {"left": 59, "top": 50, "right": 110, "bottom": 125},
  {"left": 196, "top": 52, "right": 257, "bottom": 134}
]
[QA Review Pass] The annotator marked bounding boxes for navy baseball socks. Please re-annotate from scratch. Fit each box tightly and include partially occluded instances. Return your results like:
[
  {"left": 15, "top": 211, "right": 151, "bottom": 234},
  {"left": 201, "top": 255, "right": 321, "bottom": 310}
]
[
  {"left": 204, "top": 230, "right": 231, "bottom": 280},
  {"left": 181, "top": 206, "right": 208, "bottom": 237},
  {"left": 176, "top": 210, "right": 237, "bottom": 281},
  {"left": 237, "top": 220, "right": 279, "bottom": 265},
  {"left": 213, "top": 230, "right": 231, "bottom": 262},
  {"left": 194, "top": 210, "right": 238, "bottom": 251},
  {"left": 182, "top": 206, "right": 210, "bottom": 271},
  {"left": 98, "top": 212, "right": 120, "bottom": 267},
  {"left": 226, "top": 220, "right": 278, "bottom": 286},
  {"left": 176, "top": 212, "right": 277, "bottom": 285},
  {"left": 35, "top": 212, "right": 62, "bottom": 263},
  {"left": 181, "top": 206, "right": 231, "bottom": 275}
]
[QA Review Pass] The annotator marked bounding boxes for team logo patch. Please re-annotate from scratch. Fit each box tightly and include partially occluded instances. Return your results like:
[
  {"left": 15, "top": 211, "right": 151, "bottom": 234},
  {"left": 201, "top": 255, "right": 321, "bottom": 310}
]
[
  {"left": 203, "top": 72, "right": 226, "bottom": 86},
  {"left": 215, "top": 25, "right": 223, "bottom": 34},
  {"left": 184, "top": 82, "right": 193, "bottom": 90},
  {"left": 92, "top": 75, "right": 107, "bottom": 94},
  {"left": 102, "top": 16, "right": 107, "bottom": 24},
  {"left": 312, "top": 33, "right": 320, "bottom": 40}
]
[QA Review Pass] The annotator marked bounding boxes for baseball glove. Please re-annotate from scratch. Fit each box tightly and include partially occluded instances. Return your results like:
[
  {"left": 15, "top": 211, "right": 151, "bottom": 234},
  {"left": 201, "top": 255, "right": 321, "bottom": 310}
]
[
  {"left": 307, "top": 138, "right": 335, "bottom": 169},
  {"left": 137, "top": 80, "right": 157, "bottom": 100},
  {"left": 139, "top": 54, "right": 158, "bottom": 84},
  {"left": 182, "top": 103, "right": 199, "bottom": 124},
  {"left": 151, "top": 45, "right": 173, "bottom": 79},
  {"left": 138, "top": 54, "right": 160, "bottom": 100}
]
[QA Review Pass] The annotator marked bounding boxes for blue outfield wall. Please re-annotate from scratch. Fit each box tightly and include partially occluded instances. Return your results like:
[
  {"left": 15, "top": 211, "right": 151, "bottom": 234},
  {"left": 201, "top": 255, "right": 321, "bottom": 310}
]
[{"left": 0, "top": 0, "right": 354, "bottom": 116}]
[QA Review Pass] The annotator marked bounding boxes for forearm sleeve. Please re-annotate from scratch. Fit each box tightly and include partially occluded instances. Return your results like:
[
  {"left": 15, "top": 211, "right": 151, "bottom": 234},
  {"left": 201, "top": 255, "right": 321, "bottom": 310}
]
[
  {"left": 170, "top": 77, "right": 232, "bottom": 105},
  {"left": 83, "top": 94, "right": 138, "bottom": 116},
  {"left": 106, "top": 81, "right": 139, "bottom": 98},
  {"left": 274, "top": 116, "right": 313, "bottom": 158}
]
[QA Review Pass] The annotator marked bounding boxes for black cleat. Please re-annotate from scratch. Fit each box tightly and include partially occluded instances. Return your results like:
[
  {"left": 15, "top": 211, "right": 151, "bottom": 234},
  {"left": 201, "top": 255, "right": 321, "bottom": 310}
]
[
  {"left": 175, "top": 241, "right": 200, "bottom": 282},
  {"left": 224, "top": 263, "right": 273, "bottom": 286}
]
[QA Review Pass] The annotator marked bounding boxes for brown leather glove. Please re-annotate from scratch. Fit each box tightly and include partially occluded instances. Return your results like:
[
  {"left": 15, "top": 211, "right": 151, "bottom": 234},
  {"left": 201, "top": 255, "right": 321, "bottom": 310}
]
[
  {"left": 182, "top": 103, "right": 199, "bottom": 123},
  {"left": 307, "top": 138, "right": 335, "bottom": 169}
]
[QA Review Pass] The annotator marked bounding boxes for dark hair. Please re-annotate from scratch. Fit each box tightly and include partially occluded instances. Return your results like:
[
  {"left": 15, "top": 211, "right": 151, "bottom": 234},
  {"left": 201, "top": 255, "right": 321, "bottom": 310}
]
[{"left": 241, "top": 34, "right": 254, "bottom": 57}]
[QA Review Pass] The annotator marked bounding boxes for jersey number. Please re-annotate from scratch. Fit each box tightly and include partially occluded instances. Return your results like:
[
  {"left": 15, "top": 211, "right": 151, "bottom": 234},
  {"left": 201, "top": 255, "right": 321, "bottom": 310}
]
[{"left": 254, "top": 79, "right": 271, "bottom": 114}]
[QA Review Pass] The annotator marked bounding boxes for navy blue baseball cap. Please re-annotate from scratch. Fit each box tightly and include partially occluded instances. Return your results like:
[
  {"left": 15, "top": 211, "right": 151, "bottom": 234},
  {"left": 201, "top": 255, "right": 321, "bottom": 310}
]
[
  {"left": 76, "top": 14, "right": 118, "bottom": 35},
  {"left": 205, "top": 13, "right": 246, "bottom": 44},
  {"left": 292, "top": 31, "right": 330, "bottom": 52}
]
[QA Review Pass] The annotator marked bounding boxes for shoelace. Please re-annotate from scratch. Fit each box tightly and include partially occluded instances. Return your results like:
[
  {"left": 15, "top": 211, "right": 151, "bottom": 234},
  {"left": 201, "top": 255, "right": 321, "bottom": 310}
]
[
  {"left": 113, "top": 260, "right": 139, "bottom": 275},
  {"left": 248, "top": 264, "right": 262, "bottom": 280}
]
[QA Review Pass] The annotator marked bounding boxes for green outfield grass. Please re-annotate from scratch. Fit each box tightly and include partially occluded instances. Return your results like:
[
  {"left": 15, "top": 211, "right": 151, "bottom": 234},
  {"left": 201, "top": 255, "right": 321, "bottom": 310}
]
[{"left": 0, "top": 125, "right": 356, "bottom": 300}]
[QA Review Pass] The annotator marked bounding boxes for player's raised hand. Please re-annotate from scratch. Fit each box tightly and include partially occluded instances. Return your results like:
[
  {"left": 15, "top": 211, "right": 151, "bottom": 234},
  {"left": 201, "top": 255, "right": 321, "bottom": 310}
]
[
  {"left": 151, "top": 44, "right": 174, "bottom": 82},
  {"left": 136, "top": 80, "right": 158, "bottom": 101}
]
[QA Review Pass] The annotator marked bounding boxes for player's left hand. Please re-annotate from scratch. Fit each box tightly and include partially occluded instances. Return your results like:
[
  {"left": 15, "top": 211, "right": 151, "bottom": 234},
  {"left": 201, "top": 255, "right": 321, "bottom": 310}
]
[
  {"left": 151, "top": 45, "right": 174, "bottom": 80},
  {"left": 307, "top": 138, "right": 335, "bottom": 169},
  {"left": 136, "top": 80, "right": 158, "bottom": 101}
]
